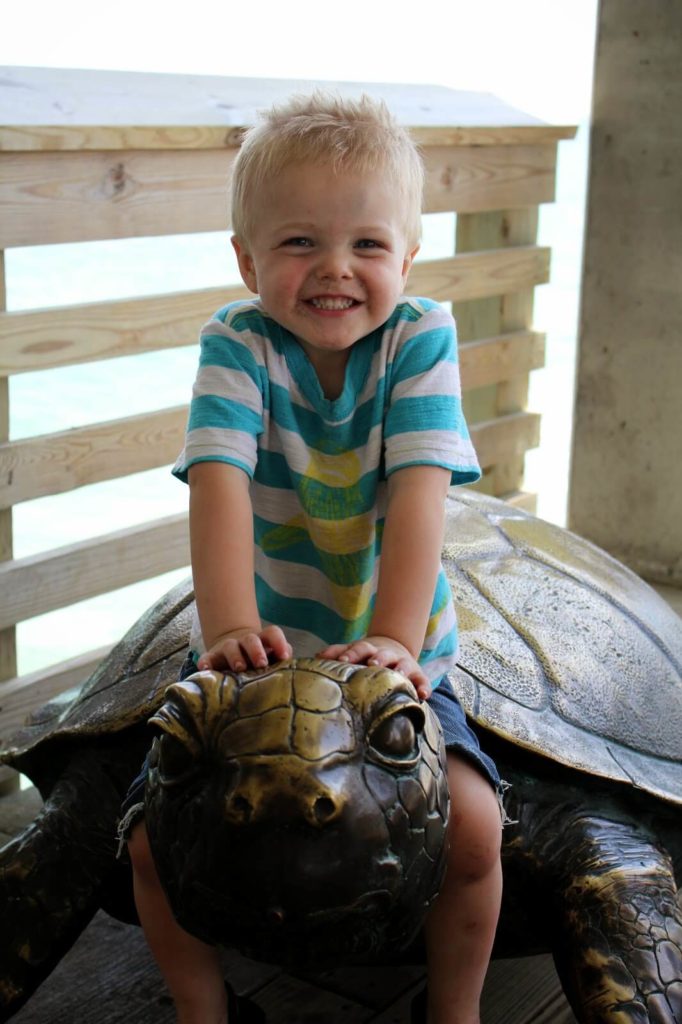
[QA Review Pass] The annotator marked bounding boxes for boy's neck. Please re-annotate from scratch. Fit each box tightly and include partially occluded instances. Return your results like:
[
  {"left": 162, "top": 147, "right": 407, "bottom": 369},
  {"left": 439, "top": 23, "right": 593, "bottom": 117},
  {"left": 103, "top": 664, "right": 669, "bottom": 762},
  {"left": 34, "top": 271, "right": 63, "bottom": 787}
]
[{"left": 298, "top": 342, "right": 351, "bottom": 401}]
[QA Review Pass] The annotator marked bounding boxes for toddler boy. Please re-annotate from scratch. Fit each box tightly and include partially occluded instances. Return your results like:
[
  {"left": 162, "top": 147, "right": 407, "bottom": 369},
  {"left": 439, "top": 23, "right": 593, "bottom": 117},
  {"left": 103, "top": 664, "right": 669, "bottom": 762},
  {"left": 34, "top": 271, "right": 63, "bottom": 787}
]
[{"left": 128, "top": 92, "right": 503, "bottom": 1024}]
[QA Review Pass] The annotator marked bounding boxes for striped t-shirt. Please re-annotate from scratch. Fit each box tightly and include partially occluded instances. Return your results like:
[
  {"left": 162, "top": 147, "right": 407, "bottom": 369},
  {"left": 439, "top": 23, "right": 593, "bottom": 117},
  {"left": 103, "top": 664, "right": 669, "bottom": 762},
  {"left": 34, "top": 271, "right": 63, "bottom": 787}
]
[{"left": 173, "top": 297, "right": 481, "bottom": 683}]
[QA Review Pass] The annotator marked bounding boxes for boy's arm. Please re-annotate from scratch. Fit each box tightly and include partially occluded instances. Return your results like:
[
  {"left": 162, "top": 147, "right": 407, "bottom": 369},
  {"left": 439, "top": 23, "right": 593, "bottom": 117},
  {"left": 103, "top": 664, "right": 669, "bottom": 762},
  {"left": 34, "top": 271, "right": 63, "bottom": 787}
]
[
  {"left": 319, "top": 465, "right": 451, "bottom": 699},
  {"left": 189, "top": 461, "right": 292, "bottom": 672}
]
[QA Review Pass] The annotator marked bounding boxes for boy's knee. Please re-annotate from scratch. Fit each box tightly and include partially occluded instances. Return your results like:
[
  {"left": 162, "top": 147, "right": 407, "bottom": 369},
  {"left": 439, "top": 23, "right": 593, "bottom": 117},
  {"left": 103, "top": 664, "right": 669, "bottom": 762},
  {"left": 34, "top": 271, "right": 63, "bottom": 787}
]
[{"left": 445, "top": 757, "right": 503, "bottom": 880}]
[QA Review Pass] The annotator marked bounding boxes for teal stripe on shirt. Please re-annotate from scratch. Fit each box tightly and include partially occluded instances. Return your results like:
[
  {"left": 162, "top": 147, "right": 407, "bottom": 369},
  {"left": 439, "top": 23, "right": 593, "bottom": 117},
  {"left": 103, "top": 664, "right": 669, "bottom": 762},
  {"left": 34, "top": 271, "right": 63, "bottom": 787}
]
[
  {"left": 188, "top": 394, "right": 263, "bottom": 435},
  {"left": 384, "top": 395, "right": 470, "bottom": 437},
  {"left": 269, "top": 381, "right": 385, "bottom": 453},
  {"left": 256, "top": 576, "right": 375, "bottom": 643},
  {"left": 387, "top": 328, "right": 457, "bottom": 390}
]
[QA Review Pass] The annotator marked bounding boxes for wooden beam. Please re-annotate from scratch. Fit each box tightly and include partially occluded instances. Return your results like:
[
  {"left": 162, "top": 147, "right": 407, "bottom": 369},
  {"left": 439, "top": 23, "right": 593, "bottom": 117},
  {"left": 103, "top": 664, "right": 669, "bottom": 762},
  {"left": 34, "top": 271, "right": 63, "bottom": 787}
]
[
  {"left": 0, "top": 514, "right": 190, "bottom": 630},
  {"left": 455, "top": 208, "right": 541, "bottom": 500},
  {"left": 0, "top": 283, "right": 249, "bottom": 375},
  {"left": 0, "top": 66, "right": 577, "bottom": 153},
  {"left": 408, "top": 247, "right": 549, "bottom": 304},
  {"left": 0, "top": 407, "right": 187, "bottom": 508},
  {"left": 0, "top": 123, "right": 577, "bottom": 153},
  {"left": 0, "top": 148, "right": 237, "bottom": 247},
  {"left": 459, "top": 330, "right": 545, "bottom": 390},
  {"left": 0, "top": 142, "right": 556, "bottom": 247},
  {"left": 470, "top": 412, "right": 541, "bottom": 469},
  {"left": 0, "top": 249, "right": 18, "bottom": 792},
  {"left": 425, "top": 144, "right": 558, "bottom": 214},
  {"left": 0, "top": 251, "right": 14, "bottom": 678},
  {"left": 0, "top": 249, "right": 550, "bottom": 375}
]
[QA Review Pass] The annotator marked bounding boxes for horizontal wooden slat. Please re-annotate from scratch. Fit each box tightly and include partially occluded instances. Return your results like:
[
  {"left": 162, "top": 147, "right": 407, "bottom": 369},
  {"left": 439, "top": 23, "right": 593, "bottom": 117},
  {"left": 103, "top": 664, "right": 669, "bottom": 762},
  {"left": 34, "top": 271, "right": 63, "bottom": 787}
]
[
  {"left": 0, "top": 248, "right": 550, "bottom": 375},
  {"left": 408, "top": 247, "right": 550, "bottom": 304},
  {"left": 425, "top": 144, "right": 557, "bottom": 214},
  {"left": 1, "top": 330, "right": 545, "bottom": 508},
  {"left": 0, "top": 123, "right": 577, "bottom": 153},
  {"left": 470, "top": 411, "right": 541, "bottom": 469},
  {"left": 0, "top": 646, "right": 112, "bottom": 745},
  {"left": 0, "top": 144, "right": 555, "bottom": 248},
  {"left": 0, "top": 67, "right": 577, "bottom": 153},
  {"left": 0, "top": 514, "right": 189, "bottom": 630},
  {"left": 0, "top": 406, "right": 187, "bottom": 508},
  {"left": 0, "top": 149, "right": 236, "bottom": 248},
  {"left": 0, "top": 283, "right": 249, "bottom": 375},
  {"left": 459, "top": 330, "right": 545, "bottom": 390}
]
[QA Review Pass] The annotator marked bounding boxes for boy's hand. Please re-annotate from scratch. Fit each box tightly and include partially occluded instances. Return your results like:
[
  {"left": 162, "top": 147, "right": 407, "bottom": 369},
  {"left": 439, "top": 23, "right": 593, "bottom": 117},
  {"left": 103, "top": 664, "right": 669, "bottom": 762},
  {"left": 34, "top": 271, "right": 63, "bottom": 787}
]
[
  {"left": 317, "top": 636, "right": 431, "bottom": 701},
  {"left": 197, "top": 625, "right": 292, "bottom": 674}
]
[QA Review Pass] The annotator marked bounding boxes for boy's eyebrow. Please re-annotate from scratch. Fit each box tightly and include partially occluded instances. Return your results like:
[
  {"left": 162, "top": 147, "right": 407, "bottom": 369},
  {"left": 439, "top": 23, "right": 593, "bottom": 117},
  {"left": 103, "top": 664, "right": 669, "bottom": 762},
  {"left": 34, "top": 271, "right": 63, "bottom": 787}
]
[
  {"left": 272, "top": 221, "right": 398, "bottom": 235},
  {"left": 274, "top": 222, "right": 318, "bottom": 231}
]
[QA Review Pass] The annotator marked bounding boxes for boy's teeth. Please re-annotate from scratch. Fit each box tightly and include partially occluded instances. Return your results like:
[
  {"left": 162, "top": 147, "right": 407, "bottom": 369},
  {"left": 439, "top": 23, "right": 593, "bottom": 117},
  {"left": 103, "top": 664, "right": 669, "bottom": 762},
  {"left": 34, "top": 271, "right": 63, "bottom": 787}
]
[{"left": 310, "top": 297, "right": 354, "bottom": 310}]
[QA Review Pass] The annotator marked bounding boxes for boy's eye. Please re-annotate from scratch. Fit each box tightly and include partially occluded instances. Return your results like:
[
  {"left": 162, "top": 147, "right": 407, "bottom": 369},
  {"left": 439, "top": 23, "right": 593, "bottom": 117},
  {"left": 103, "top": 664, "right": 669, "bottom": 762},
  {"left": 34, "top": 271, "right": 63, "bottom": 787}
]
[
  {"left": 355, "top": 239, "right": 381, "bottom": 249},
  {"left": 283, "top": 237, "right": 313, "bottom": 248}
]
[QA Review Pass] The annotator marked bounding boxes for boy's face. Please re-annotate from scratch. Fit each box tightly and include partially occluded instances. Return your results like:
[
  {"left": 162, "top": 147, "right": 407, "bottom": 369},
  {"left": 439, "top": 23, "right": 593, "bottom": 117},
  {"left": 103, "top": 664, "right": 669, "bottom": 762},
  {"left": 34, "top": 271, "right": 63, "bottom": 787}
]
[{"left": 232, "top": 162, "right": 419, "bottom": 383}]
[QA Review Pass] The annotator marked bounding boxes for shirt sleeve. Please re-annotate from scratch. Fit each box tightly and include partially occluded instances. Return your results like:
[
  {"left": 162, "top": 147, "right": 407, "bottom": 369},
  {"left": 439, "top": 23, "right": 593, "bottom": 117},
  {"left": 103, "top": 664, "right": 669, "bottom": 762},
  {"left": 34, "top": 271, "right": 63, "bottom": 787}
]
[
  {"left": 383, "top": 304, "right": 481, "bottom": 485},
  {"left": 172, "top": 305, "right": 265, "bottom": 483}
]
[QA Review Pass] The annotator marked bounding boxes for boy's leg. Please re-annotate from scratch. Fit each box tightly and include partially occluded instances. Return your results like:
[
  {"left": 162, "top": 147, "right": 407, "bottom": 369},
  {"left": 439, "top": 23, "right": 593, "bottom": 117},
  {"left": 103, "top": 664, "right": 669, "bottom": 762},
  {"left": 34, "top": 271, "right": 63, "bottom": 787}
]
[
  {"left": 128, "top": 821, "right": 228, "bottom": 1024},
  {"left": 424, "top": 754, "right": 503, "bottom": 1024}
]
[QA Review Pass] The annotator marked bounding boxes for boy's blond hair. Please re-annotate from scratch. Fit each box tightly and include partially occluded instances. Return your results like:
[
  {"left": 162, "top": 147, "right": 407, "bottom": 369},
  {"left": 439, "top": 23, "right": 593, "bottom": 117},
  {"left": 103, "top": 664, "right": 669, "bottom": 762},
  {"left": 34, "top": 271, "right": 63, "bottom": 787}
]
[{"left": 230, "top": 92, "right": 425, "bottom": 248}]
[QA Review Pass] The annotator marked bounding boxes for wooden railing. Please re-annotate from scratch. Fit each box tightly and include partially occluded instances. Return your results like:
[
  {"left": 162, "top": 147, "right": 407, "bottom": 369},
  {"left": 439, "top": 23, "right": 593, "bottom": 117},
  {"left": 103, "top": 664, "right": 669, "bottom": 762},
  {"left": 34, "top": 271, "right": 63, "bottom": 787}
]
[{"left": 0, "top": 68, "right": 576, "bottom": 764}]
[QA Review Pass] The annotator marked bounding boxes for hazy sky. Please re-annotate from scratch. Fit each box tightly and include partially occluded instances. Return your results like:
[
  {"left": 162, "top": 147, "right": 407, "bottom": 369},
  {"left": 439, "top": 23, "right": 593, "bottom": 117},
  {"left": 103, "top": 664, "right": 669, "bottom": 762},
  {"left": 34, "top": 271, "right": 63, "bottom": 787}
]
[{"left": 1, "top": 0, "right": 598, "bottom": 123}]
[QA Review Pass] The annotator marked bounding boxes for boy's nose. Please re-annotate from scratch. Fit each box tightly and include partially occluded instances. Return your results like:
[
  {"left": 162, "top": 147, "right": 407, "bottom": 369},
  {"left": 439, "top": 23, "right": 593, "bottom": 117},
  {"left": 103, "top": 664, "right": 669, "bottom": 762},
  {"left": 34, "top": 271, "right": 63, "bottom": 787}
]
[{"left": 315, "top": 249, "right": 353, "bottom": 281}]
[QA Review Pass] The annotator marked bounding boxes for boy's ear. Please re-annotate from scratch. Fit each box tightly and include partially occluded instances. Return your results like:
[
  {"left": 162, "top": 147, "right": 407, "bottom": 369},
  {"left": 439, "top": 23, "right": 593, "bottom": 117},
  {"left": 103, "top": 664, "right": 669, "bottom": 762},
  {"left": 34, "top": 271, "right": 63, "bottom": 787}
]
[
  {"left": 401, "top": 244, "right": 420, "bottom": 286},
  {"left": 231, "top": 236, "right": 259, "bottom": 294}
]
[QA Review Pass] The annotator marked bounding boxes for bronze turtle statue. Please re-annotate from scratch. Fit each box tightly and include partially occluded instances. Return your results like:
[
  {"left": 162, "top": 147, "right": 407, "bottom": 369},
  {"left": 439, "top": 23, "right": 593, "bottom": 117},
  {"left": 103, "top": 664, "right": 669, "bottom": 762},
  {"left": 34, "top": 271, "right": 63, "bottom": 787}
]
[
  {"left": 1, "top": 489, "right": 682, "bottom": 1023},
  {"left": 0, "top": 656, "right": 449, "bottom": 1018}
]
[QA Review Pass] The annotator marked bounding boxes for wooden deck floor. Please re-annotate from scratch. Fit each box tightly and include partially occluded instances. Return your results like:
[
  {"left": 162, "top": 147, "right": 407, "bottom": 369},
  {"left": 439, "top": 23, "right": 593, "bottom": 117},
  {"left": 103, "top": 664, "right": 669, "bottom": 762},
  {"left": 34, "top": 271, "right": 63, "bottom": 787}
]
[{"left": 2, "top": 787, "right": 577, "bottom": 1024}]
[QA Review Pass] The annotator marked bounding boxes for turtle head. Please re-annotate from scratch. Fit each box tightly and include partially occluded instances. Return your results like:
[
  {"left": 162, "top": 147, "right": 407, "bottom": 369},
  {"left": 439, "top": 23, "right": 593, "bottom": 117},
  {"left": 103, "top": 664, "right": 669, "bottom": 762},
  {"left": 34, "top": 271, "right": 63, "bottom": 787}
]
[{"left": 144, "top": 659, "right": 449, "bottom": 965}]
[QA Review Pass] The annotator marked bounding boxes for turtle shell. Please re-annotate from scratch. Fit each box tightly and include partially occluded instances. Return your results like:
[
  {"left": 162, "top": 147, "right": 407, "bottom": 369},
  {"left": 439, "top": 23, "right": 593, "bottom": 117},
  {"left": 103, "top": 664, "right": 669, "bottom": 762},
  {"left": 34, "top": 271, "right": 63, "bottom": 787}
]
[
  {"left": 4, "top": 490, "right": 682, "bottom": 807},
  {"left": 2, "top": 576, "right": 195, "bottom": 786},
  {"left": 443, "top": 491, "right": 682, "bottom": 806}
]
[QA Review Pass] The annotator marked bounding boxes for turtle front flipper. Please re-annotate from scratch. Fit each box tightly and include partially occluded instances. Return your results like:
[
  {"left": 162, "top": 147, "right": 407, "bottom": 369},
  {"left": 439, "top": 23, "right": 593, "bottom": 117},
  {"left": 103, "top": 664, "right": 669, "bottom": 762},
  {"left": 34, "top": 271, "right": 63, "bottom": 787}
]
[
  {"left": 542, "top": 808, "right": 682, "bottom": 1023},
  {"left": 0, "top": 748, "right": 126, "bottom": 1021}
]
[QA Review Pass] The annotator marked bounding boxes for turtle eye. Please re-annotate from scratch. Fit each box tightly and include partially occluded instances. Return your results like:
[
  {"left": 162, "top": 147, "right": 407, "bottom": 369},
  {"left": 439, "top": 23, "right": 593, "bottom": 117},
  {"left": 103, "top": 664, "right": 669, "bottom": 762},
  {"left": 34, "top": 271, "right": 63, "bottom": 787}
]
[
  {"left": 369, "top": 706, "right": 423, "bottom": 765},
  {"left": 371, "top": 713, "right": 417, "bottom": 757},
  {"left": 155, "top": 734, "right": 200, "bottom": 784}
]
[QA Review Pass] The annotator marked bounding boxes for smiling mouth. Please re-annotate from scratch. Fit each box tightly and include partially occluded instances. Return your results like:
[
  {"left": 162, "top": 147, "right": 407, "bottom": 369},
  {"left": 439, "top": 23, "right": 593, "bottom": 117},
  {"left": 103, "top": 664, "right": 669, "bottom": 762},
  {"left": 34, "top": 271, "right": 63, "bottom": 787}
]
[{"left": 308, "top": 297, "right": 358, "bottom": 311}]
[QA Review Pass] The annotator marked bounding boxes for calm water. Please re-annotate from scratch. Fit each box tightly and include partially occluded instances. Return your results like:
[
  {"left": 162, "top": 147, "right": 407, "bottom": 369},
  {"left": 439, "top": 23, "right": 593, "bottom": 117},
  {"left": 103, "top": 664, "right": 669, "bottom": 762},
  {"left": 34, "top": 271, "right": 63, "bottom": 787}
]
[{"left": 6, "top": 132, "right": 587, "bottom": 674}]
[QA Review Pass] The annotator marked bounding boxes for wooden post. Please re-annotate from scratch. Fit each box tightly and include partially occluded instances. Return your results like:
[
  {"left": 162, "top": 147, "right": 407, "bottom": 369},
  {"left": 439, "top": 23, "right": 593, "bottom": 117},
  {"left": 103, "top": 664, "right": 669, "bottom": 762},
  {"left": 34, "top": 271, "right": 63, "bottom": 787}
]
[
  {"left": 0, "top": 251, "right": 19, "bottom": 793},
  {"left": 455, "top": 207, "right": 541, "bottom": 505}
]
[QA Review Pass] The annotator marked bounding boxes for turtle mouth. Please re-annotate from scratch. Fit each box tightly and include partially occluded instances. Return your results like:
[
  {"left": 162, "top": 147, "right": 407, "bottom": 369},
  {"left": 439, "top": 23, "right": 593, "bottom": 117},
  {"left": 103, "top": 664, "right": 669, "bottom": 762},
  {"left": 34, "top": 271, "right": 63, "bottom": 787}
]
[
  {"left": 178, "top": 880, "right": 396, "bottom": 963},
  {"left": 188, "top": 879, "right": 394, "bottom": 926}
]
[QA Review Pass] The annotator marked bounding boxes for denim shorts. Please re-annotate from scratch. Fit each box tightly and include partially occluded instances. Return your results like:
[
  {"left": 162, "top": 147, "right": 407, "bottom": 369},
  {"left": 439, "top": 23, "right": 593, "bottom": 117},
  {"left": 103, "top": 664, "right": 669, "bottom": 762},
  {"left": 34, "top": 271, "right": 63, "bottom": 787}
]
[
  {"left": 427, "top": 675, "right": 501, "bottom": 792},
  {"left": 117, "top": 661, "right": 504, "bottom": 851}
]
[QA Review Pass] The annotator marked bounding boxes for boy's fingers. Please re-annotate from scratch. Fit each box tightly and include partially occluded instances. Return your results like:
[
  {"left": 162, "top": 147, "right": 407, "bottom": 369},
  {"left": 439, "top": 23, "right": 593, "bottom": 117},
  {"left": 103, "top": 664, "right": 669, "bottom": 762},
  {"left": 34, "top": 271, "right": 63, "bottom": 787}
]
[
  {"left": 260, "top": 625, "right": 293, "bottom": 659},
  {"left": 339, "top": 641, "right": 377, "bottom": 663},
  {"left": 238, "top": 634, "right": 268, "bottom": 669},
  {"left": 318, "top": 643, "right": 349, "bottom": 659}
]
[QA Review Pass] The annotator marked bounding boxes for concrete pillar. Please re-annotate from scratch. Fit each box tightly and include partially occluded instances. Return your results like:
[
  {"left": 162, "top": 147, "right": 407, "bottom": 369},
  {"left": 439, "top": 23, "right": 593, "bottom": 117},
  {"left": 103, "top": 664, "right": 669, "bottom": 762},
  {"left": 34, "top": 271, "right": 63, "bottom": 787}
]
[{"left": 569, "top": 0, "right": 682, "bottom": 585}]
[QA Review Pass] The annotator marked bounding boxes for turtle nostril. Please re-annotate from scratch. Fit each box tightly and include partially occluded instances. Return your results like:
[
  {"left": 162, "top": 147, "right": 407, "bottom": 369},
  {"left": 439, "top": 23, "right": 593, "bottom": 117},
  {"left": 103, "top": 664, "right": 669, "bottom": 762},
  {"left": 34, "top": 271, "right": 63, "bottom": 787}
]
[
  {"left": 231, "top": 795, "right": 253, "bottom": 821},
  {"left": 313, "top": 796, "right": 336, "bottom": 823}
]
